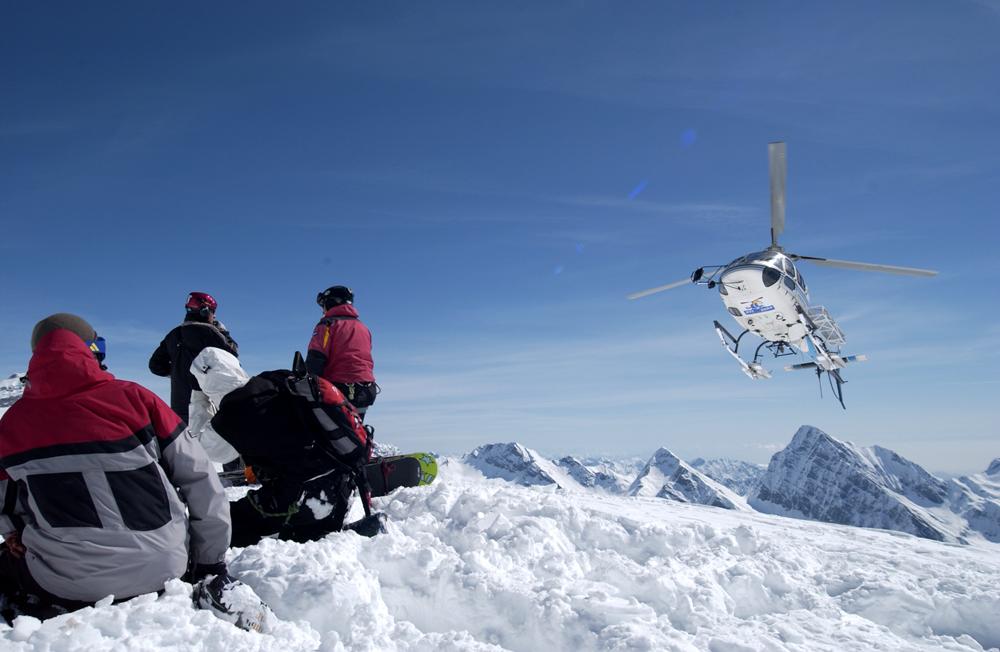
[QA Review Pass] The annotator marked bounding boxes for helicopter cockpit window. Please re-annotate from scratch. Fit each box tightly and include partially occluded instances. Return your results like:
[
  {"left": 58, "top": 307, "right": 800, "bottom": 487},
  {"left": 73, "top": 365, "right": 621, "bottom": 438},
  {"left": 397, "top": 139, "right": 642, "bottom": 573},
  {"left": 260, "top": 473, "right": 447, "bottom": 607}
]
[
  {"left": 783, "top": 276, "right": 796, "bottom": 292},
  {"left": 762, "top": 266, "right": 780, "bottom": 287},
  {"left": 796, "top": 270, "right": 807, "bottom": 292},
  {"left": 779, "top": 258, "right": 793, "bottom": 275}
]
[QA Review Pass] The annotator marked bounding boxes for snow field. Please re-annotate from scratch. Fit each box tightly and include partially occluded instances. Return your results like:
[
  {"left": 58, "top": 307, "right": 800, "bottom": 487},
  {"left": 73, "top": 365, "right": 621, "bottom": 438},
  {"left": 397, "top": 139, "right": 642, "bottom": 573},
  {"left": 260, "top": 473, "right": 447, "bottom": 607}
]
[
  {"left": 2, "top": 459, "right": 999, "bottom": 651},
  {"left": 359, "top": 463, "right": 999, "bottom": 651}
]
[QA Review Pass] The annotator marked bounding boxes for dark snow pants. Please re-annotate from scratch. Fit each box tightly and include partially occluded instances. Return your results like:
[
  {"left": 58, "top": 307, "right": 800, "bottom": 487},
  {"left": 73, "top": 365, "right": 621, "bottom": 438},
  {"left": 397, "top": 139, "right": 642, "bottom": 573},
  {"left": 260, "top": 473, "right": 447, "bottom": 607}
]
[
  {"left": 0, "top": 549, "right": 90, "bottom": 622},
  {"left": 228, "top": 470, "right": 353, "bottom": 547}
]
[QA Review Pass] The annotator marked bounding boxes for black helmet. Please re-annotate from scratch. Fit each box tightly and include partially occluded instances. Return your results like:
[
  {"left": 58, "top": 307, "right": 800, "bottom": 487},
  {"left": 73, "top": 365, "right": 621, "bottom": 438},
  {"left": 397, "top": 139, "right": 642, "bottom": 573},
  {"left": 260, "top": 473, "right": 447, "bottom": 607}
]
[{"left": 317, "top": 285, "right": 354, "bottom": 310}]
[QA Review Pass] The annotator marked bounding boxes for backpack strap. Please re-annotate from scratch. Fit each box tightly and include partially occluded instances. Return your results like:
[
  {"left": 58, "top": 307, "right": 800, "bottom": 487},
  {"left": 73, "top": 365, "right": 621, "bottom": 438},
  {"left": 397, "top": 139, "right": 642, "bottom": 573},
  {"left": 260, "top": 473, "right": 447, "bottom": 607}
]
[{"left": 319, "top": 315, "right": 359, "bottom": 326}]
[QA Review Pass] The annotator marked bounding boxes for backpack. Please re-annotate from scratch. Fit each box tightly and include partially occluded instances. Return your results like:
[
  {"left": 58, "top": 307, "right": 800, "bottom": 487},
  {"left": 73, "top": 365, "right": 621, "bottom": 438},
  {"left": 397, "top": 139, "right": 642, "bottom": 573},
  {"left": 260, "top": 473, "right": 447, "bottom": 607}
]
[{"left": 211, "top": 353, "right": 372, "bottom": 475}]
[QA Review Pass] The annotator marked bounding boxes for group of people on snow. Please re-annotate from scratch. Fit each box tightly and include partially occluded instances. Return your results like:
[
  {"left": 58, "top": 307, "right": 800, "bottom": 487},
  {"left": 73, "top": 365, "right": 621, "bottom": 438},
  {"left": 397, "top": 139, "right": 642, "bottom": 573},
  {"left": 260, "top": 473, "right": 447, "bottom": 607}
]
[{"left": 0, "top": 286, "right": 377, "bottom": 621}]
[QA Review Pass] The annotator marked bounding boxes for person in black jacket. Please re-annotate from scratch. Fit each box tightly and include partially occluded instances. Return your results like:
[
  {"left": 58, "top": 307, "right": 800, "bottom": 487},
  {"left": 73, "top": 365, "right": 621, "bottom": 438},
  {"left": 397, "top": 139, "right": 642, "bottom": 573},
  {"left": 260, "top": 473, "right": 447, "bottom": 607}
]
[{"left": 149, "top": 292, "right": 238, "bottom": 424}]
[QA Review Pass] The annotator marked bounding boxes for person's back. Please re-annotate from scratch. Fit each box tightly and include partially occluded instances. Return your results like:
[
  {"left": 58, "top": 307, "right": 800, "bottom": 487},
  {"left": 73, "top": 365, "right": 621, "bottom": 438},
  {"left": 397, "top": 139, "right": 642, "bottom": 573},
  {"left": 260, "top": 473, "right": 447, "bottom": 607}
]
[
  {"left": 0, "top": 314, "right": 231, "bottom": 605},
  {"left": 149, "top": 292, "right": 238, "bottom": 422},
  {"left": 306, "top": 285, "right": 376, "bottom": 419}
]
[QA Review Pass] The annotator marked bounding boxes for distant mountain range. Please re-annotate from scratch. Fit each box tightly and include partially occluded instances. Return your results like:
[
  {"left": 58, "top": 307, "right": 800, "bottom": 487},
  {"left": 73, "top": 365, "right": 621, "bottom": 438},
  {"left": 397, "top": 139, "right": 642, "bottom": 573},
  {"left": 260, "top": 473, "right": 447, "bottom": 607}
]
[
  {"left": 0, "top": 373, "right": 25, "bottom": 410},
  {"left": 690, "top": 457, "right": 766, "bottom": 496},
  {"left": 464, "top": 428, "right": 999, "bottom": 546}
]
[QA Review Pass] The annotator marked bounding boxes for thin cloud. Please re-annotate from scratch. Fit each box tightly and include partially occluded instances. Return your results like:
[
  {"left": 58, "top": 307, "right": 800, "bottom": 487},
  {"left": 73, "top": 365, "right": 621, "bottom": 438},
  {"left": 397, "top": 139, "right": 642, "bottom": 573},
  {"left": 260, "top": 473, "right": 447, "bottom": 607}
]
[{"left": 558, "top": 196, "right": 758, "bottom": 222}]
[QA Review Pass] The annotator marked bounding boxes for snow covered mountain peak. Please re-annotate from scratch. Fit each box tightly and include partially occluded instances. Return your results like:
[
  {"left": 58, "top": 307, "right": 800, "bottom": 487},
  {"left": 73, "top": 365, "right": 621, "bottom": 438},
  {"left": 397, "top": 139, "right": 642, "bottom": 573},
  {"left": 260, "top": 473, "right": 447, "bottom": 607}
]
[
  {"left": 750, "top": 425, "right": 1000, "bottom": 544},
  {"left": 463, "top": 442, "right": 579, "bottom": 489},
  {"left": 555, "top": 456, "right": 626, "bottom": 492},
  {"left": 987, "top": 458, "right": 1000, "bottom": 476},
  {"left": 628, "top": 447, "right": 747, "bottom": 510}
]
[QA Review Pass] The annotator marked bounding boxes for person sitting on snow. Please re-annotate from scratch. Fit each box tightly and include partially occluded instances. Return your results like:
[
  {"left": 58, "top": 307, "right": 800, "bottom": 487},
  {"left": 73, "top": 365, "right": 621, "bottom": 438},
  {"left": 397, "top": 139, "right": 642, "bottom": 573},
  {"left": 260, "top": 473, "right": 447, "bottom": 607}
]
[
  {"left": 0, "top": 314, "right": 235, "bottom": 619},
  {"left": 188, "top": 347, "right": 382, "bottom": 547}
]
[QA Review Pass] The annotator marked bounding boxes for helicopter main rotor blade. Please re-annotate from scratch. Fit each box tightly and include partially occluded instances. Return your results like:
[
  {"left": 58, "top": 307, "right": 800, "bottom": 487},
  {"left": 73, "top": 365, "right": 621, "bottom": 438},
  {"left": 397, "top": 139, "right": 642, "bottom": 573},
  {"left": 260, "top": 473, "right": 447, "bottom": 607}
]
[
  {"left": 769, "top": 141, "right": 786, "bottom": 247},
  {"left": 627, "top": 278, "right": 691, "bottom": 300},
  {"left": 790, "top": 254, "right": 938, "bottom": 277}
]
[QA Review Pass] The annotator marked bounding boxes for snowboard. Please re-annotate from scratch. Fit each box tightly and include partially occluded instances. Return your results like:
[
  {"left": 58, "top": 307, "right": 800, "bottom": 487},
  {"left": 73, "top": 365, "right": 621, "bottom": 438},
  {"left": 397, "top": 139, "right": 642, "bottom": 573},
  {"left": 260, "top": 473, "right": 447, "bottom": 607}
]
[
  {"left": 365, "top": 453, "right": 438, "bottom": 498},
  {"left": 217, "top": 452, "right": 438, "bottom": 497}
]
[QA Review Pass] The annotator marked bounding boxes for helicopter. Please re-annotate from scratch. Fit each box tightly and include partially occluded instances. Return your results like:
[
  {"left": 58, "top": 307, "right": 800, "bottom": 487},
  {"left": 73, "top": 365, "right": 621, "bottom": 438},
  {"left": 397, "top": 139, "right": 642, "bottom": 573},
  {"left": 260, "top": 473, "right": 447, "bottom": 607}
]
[{"left": 628, "top": 142, "right": 937, "bottom": 408}]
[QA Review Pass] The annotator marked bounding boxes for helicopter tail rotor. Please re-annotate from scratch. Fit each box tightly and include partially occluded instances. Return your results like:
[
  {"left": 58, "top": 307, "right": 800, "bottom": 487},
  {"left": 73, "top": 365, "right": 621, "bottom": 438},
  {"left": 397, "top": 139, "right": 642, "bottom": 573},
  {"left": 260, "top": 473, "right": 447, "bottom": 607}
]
[{"left": 769, "top": 141, "right": 786, "bottom": 248}]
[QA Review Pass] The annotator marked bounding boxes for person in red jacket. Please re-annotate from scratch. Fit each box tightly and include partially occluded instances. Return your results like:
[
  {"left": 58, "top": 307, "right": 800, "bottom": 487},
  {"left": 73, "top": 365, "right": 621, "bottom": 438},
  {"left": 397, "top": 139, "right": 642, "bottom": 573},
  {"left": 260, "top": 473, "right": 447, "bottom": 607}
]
[
  {"left": 0, "top": 314, "right": 233, "bottom": 619},
  {"left": 306, "top": 286, "right": 377, "bottom": 420}
]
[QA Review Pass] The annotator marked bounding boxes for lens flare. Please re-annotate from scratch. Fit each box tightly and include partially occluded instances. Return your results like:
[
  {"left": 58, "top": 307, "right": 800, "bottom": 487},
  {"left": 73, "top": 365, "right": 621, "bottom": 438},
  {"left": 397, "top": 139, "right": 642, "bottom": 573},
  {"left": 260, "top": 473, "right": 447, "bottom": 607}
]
[{"left": 628, "top": 180, "right": 648, "bottom": 200}]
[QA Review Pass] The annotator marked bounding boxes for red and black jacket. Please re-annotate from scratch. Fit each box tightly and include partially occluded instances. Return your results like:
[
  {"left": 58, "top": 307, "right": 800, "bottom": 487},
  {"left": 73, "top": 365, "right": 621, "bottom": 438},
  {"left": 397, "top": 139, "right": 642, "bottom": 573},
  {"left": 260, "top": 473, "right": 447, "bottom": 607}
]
[
  {"left": 0, "top": 329, "right": 230, "bottom": 602},
  {"left": 306, "top": 304, "right": 375, "bottom": 385}
]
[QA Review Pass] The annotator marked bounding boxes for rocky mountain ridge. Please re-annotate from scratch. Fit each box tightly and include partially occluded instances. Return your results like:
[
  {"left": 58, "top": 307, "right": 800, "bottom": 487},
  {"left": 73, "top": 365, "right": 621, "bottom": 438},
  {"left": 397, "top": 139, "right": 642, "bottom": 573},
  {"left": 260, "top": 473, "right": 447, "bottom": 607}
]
[{"left": 464, "top": 429, "right": 998, "bottom": 545}]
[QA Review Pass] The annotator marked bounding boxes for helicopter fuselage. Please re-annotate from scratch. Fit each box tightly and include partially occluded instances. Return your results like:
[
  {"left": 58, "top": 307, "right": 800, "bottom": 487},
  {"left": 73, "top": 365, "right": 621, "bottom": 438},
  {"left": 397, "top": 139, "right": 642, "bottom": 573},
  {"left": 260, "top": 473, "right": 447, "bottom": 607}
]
[{"left": 716, "top": 250, "right": 811, "bottom": 352}]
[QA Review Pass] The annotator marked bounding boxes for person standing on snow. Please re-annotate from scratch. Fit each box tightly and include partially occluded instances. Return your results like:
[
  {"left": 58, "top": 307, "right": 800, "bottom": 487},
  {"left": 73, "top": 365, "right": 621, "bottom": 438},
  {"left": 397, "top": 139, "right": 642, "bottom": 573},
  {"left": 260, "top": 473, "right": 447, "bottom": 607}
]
[
  {"left": 306, "top": 286, "right": 377, "bottom": 420},
  {"left": 0, "top": 314, "right": 234, "bottom": 617},
  {"left": 149, "top": 291, "right": 239, "bottom": 424}
]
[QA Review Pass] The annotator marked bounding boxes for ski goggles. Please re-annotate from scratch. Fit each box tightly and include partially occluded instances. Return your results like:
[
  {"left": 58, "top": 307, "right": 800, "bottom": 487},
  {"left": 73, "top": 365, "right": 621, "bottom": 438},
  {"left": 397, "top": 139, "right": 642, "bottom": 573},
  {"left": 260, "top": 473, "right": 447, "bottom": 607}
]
[{"left": 86, "top": 336, "right": 107, "bottom": 363}]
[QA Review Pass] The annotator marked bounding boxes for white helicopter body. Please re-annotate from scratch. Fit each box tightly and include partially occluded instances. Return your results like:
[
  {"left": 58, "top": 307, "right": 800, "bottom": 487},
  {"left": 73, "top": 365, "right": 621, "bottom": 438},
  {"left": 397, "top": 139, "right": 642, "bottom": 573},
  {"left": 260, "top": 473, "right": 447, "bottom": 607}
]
[
  {"left": 717, "top": 251, "right": 810, "bottom": 349},
  {"left": 629, "top": 142, "right": 936, "bottom": 407}
]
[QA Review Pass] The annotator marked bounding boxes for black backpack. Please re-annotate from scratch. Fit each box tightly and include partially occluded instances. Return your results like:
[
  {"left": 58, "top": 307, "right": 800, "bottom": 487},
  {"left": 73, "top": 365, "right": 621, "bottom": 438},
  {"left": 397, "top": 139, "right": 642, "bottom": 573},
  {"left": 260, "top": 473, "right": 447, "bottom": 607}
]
[{"left": 211, "top": 353, "right": 372, "bottom": 478}]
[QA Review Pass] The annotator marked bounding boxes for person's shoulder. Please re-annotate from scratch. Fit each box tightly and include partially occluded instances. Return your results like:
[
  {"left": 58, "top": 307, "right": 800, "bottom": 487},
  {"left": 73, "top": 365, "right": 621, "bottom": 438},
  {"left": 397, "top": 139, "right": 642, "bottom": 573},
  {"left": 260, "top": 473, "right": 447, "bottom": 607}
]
[
  {"left": 111, "top": 378, "right": 165, "bottom": 403},
  {"left": 0, "top": 399, "right": 27, "bottom": 431},
  {"left": 180, "top": 321, "right": 214, "bottom": 331},
  {"left": 163, "top": 323, "right": 189, "bottom": 340}
]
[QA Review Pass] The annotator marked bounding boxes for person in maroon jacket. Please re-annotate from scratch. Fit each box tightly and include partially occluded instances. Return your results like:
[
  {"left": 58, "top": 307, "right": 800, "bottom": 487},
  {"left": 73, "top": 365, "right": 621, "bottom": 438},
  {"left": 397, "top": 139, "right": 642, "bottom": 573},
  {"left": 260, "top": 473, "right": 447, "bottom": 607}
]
[
  {"left": 306, "top": 286, "right": 377, "bottom": 420},
  {"left": 0, "top": 314, "right": 233, "bottom": 619}
]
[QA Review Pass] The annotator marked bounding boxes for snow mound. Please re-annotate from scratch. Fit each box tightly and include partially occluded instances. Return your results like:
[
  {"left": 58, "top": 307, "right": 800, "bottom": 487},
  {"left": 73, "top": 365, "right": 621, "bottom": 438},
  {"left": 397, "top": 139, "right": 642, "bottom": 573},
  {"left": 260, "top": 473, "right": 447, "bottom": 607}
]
[{"left": 3, "top": 457, "right": 999, "bottom": 650}]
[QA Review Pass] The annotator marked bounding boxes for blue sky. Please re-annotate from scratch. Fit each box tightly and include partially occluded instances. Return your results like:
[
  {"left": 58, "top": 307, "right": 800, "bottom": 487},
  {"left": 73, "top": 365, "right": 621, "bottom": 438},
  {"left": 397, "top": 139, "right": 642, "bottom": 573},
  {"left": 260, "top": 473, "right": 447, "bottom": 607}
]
[{"left": 2, "top": 1, "right": 997, "bottom": 473}]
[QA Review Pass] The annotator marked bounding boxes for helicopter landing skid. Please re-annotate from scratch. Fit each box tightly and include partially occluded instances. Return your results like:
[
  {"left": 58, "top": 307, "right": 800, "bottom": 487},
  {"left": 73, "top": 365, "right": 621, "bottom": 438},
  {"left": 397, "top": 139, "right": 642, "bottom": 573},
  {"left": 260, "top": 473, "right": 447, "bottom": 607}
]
[{"left": 713, "top": 321, "right": 771, "bottom": 380}]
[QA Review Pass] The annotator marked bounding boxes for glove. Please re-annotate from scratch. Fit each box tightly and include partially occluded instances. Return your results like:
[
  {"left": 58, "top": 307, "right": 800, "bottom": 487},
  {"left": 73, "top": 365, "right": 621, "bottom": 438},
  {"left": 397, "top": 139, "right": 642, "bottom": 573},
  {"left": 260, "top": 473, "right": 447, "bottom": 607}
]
[
  {"left": 192, "top": 561, "right": 228, "bottom": 583},
  {"left": 2, "top": 531, "right": 26, "bottom": 559},
  {"left": 343, "top": 512, "right": 388, "bottom": 538}
]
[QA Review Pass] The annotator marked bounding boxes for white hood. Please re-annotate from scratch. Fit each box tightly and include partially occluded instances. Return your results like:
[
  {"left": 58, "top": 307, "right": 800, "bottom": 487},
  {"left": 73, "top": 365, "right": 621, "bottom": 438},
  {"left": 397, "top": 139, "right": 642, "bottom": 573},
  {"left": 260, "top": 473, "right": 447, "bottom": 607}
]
[
  {"left": 187, "top": 347, "right": 250, "bottom": 464},
  {"left": 190, "top": 347, "right": 250, "bottom": 407}
]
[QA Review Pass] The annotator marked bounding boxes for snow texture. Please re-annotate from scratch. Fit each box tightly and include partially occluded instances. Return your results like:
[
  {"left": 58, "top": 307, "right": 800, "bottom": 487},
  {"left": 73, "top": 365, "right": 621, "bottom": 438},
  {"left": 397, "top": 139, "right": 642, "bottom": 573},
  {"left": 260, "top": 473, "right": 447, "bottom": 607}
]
[{"left": 3, "top": 458, "right": 999, "bottom": 651}]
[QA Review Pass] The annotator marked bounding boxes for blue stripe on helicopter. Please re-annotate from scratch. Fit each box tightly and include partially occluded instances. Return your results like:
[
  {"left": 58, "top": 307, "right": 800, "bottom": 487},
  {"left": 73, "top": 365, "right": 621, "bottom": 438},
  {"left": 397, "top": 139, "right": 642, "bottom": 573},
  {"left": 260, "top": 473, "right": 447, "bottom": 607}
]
[{"left": 742, "top": 303, "right": 775, "bottom": 315}]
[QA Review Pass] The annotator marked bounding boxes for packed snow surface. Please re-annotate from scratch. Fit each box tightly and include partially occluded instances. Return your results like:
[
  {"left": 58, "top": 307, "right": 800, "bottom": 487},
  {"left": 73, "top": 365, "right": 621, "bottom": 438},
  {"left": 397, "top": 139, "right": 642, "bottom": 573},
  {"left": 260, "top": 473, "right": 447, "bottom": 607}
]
[{"left": 2, "top": 459, "right": 999, "bottom": 651}]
